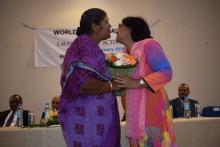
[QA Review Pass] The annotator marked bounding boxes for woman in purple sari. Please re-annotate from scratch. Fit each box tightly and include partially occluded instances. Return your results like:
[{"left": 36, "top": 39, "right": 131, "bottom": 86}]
[{"left": 59, "top": 8, "right": 121, "bottom": 147}]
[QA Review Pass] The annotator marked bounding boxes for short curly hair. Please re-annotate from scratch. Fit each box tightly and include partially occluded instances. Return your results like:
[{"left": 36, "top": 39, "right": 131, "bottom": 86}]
[{"left": 122, "top": 17, "right": 152, "bottom": 42}]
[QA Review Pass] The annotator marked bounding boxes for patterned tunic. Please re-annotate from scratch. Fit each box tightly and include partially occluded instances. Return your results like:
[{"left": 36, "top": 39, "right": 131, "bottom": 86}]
[
  {"left": 126, "top": 39, "right": 176, "bottom": 147},
  {"left": 59, "top": 35, "right": 120, "bottom": 147}
]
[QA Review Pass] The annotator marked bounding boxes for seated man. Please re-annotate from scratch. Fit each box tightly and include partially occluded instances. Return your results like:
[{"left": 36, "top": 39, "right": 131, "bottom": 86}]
[
  {"left": 170, "top": 83, "right": 199, "bottom": 118},
  {"left": 0, "top": 94, "right": 30, "bottom": 127},
  {"left": 40, "top": 96, "right": 60, "bottom": 123},
  {"left": 50, "top": 95, "right": 60, "bottom": 117}
]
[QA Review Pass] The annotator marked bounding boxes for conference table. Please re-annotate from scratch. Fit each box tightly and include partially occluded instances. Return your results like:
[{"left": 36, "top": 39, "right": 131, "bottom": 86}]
[{"left": 0, "top": 117, "right": 220, "bottom": 147}]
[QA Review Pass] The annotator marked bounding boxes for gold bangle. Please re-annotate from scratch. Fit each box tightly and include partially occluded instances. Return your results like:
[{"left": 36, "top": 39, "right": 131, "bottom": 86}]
[{"left": 108, "top": 81, "right": 113, "bottom": 91}]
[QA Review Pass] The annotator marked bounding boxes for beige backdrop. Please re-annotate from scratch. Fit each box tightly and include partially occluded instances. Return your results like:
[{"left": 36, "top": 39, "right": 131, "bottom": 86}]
[{"left": 0, "top": 0, "right": 220, "bottom": 121}]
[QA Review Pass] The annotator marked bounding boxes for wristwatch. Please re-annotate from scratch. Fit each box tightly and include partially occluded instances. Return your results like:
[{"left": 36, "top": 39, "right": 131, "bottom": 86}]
[{"left": 139, "top": 78, "right": 145, "bottom": 85}]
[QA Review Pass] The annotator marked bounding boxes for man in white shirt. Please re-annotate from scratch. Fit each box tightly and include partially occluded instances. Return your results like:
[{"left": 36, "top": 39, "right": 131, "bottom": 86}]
[{"left": 0, "top": 94, "right": 29, "bottom": 127}]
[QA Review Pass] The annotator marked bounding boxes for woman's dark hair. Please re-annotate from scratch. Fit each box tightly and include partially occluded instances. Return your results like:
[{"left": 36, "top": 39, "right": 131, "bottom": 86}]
[
  {"left": 76, "top": 8, "right": 107, "bottom": 36},
  {"left": 122, "top": 17, "right": 152, "bottom": 42}
]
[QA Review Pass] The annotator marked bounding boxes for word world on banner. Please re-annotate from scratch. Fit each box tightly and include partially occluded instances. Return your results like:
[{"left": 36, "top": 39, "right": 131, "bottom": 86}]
[{"left": 34, "top": 28, "right": 124, "bottom": 67}]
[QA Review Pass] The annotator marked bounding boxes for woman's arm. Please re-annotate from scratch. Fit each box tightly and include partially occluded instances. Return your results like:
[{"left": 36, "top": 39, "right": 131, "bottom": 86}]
[
  {"left": 142, "top": 40, "right": 172, "bottom": 92},
  {"left": 113, "top": 75, "right": 152, "bottom": 91},
  {"left": 113, "top": 40, "right": 172, "bottom": 92},
  {"left": 80, "top": 78, "right": 122, "bottom": 95},
  {"left": 62, "top": 64, "right": 124, "bottom": 96}
]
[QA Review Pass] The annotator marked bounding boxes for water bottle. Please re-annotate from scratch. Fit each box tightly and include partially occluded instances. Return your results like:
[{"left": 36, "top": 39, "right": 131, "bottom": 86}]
[
  {"left": 44, "top": 102, "right": 50, "bottom": 123},
  {"left": 183, "top": 96, "right": 191, "bottom": 118},
  {"left": 16, "top": 104, "right": 23, "bottom": 127},
  {"left": 28, "top": 112, "right": 35, "bottom": 126},
  {"left": 194, "top": 103, "right": 201, "bottom": 117}
]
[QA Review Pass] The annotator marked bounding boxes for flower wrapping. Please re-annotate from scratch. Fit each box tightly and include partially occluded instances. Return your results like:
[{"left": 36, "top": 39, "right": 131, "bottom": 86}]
[{"left": 107, "top": 66, "right": 136, "bottom": 76}]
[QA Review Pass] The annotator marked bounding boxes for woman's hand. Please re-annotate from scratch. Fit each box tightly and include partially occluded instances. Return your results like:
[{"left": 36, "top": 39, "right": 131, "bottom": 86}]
[
  {"left": 111, "top": 79, "right": 126, "bottom": 91},
  {"left": 113, "top": 74, "right": 140, "bottom": 89}
]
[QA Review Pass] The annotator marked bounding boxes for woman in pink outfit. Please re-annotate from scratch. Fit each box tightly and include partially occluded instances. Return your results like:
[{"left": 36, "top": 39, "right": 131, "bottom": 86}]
[{"left": 114, "top": 17, "right": 176, "bottom": 147}]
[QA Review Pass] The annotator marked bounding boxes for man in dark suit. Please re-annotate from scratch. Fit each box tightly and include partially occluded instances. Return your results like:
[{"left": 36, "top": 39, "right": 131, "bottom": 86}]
[
  {"left": 170, "top": 83, "right": 199, "bottom": 118},
  {"left": 0, "top": 94, "right": 30, "bottom": 127}
]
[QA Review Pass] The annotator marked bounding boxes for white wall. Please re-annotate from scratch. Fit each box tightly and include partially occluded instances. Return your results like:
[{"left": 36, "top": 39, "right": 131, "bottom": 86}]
[{"left": 0, "top": 0, "right": 220, "bottom": 121}]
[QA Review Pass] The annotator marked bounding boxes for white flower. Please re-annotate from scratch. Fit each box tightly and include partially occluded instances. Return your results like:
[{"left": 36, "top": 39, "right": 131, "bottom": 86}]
[
  {"left": 114, "top": 60, "right": 123, "bottom": 66},
  {"left": 115, "top": 52, "right": 124, "bottom": 59}
]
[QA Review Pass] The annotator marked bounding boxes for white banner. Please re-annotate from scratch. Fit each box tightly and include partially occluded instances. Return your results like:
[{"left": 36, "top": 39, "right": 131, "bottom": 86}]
[{"left": 34, "top": 28, "right": 125, "bottom": 67}]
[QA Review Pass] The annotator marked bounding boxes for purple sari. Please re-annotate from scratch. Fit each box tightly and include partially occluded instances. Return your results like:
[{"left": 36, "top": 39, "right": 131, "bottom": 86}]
[{"left": 59, "top": 35, "right": 120, "bottom": 147}]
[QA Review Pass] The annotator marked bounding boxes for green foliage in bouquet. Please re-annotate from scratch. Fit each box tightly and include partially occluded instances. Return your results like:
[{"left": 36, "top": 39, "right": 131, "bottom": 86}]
[
  {"left": 107, "top": 66, "right": 137, "bottom": 76},
  {"left": 106, "top": 60, "right": 137, "bottom": 69}
]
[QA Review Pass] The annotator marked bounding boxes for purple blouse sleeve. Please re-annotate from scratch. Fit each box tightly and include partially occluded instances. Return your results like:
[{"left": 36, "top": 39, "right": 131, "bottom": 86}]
[{"left": 61, "top": 66, "right": 95, "bottom": 99}]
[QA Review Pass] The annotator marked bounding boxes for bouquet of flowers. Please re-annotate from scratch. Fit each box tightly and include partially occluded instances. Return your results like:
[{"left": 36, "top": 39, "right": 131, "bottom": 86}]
[
  {"left": 105, "top": 52, "right": 138, "bottom": 76},
  {"left": 105, "top": 52, "right": 138, "bottom": 96}
]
